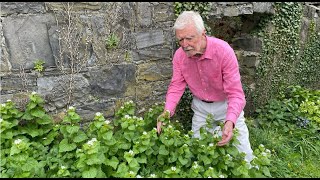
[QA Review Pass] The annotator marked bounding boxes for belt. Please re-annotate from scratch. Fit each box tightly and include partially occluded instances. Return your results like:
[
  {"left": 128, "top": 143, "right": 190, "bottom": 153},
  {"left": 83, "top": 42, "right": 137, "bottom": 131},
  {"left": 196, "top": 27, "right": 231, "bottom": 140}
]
[{"left": 201, "top": 99, "right": 214, "bottom": 103}]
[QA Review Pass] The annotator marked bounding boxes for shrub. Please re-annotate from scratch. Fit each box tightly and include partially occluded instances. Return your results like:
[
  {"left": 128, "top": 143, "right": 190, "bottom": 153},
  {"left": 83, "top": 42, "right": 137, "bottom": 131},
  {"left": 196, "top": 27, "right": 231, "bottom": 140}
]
[{"left": 0, "top": 93, "right": 271, "bottom": 178}]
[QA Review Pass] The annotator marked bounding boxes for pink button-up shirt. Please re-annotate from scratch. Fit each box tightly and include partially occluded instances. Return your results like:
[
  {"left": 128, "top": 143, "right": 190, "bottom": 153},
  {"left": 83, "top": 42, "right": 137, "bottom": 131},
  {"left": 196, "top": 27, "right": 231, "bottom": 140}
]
[{"left": 164, "top": 36, "right": 246, "bottom": 124}]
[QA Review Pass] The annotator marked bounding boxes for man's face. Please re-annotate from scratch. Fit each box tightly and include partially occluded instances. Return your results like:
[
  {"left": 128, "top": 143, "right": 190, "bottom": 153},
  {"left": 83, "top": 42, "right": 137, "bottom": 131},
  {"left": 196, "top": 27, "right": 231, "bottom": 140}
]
[{"left": 175, "top": 24, "right": 205, "bottom": 57}]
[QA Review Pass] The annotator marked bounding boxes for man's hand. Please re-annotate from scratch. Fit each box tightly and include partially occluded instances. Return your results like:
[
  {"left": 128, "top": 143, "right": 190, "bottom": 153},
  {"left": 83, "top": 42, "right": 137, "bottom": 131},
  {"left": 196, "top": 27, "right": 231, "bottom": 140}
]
[
  {"left": 156, "top": 110, "right": 170, "bottom": 134},
  {"left": 217, "top": 120, "right": 234, "bottom": 146}
]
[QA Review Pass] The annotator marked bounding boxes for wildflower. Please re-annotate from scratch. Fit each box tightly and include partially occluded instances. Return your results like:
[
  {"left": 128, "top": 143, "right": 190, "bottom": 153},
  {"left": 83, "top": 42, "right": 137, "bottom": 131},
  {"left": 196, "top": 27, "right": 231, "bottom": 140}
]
[
  {"left": 226, "top": 154, "right": 233, "bottom": 160},
  {"left": 139, "top": 117, "right": 143, "bottom": 120},
  {"left": 265, "top": 149, "right": 271, "bottom": 153},
  {"left": 213, "top": 133, "right": 219, "bottom": 139},
  {"left": 183, "top": 144, "right": 188, "bottom": 147},
  {"left": 219, "top": 175, "right": 225, "bottom": 178},
  {"left": 14, "top": 139, "right": 22, "bottom": 145},
  {"left": 129, "top": 171, "right": 134, "bottom": 175},
  {"left": 69, "top": 106, "right": 75, "bottom": 110},
  {"left": 149, "top": 108, "right": 153, "bottom": 112},
  {"left": 95, "top": 112, "right": 102, "bottom": 117},
  {"left": 124, "top": 115, "right": 130, "bottom": 119},
  {"left": 150, "top": 174, "right": 156, "bottom": 178},
  {"left": 6, "top": 99, "right": 11, "bottom": 102},
  {"left": 43, "top": 137, "right": 47, "bottom": 140},
  {"left": 143, "top": 131, "right": 147, "bottom": 135},
  {"left": 121, "top": 106, "right": 124, "bottom": 109},
  {"left": 136, "top": 175, "right": 142, "bottom": 178},
  {"left": 129, "top": 100, "right": 133, "bottom": 104},
  {"left": 209, "top": 167, "right": 213, "bottom": 170},
  {"left": 129, "top": 150, "right": 134, "bottom": 155},
  {"left": 105, "top": 120, "right": 110, "bottom": 124},
  {"left": 261, "top": 152, "right": 267, "bottom": 156},
  {"left": 87, "top": 138, "right": 97, "bottom": 146},
  {"left": 201, "top": 145, "right": 205, "bottom": 148},
  {"left": 171, "top": 166, "right": 176, "bottom": 171},
  {"left": 0, "top": 118, "right": 3, "bottom": 123},
  {"left": 153, "top": 128, "right": 157, "bottom": 131},
  {"left": 168, "top": 125, "right": 173, "bottom": 129},
  {"left": 209, "top": 143, "right": 214, "bottom": 147},
  {"left": 1, "top": 104, "right": 5, "bottom": 107},
  {"left": 61, "top": 166, "right": 66, "bottom": 170},
  {"left": 259, "top": 144, "right": 265, "bottom": 148},
  {"left": 31, "top": 91, "right": 37, "bottom": 95}
]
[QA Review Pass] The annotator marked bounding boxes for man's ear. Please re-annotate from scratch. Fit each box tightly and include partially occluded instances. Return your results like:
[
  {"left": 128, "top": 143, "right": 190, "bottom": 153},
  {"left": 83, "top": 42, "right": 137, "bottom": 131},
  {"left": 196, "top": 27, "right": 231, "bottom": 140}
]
[{"left": 202, "top": 29, "right": 206, "bottom": 36}]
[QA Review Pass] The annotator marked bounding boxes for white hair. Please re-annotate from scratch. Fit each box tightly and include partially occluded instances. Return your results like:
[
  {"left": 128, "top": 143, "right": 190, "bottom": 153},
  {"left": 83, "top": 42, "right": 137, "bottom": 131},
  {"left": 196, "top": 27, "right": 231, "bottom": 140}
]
[{"left": 173, "top": 11, "right": 205, "bottom": 34}]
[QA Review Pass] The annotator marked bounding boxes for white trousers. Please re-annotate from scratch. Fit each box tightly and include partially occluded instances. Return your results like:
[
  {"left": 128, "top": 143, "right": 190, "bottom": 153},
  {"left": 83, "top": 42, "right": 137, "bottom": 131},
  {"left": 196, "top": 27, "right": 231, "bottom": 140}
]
[{"left": 191, "top": 96, "right": 254, "bottom": 163}]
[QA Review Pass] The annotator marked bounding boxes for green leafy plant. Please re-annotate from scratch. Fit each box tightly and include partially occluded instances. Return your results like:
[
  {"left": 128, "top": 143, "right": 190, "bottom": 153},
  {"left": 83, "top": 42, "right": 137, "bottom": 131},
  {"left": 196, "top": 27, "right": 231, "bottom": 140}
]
[
  {"left": 0, "top": 94, "right": 272, "bottom": 178},
  {"left": 34, "top": 59, "right": 45, "bottom": 73},
  {"left": 105, "top": 33, "right": 119, "bottom": 49}
]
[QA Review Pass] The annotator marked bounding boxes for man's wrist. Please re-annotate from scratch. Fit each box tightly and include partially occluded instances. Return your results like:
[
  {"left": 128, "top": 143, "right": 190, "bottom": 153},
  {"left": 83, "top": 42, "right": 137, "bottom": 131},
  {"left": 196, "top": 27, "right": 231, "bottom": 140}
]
[{"left": 225, "top": 120, "right": 235, "bottom": 128}]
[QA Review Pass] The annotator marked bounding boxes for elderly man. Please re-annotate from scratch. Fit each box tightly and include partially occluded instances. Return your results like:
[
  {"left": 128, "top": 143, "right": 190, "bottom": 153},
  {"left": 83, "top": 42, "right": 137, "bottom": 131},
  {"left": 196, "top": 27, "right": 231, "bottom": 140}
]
[{"left": 156, "top": 11, "right": 254, "bottom": 163}]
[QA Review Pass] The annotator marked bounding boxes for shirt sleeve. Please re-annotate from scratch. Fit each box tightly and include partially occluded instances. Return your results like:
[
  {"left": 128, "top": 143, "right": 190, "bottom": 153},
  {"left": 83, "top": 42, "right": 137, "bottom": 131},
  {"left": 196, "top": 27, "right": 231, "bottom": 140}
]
[
  {"left": 221, "top": 45, "right": 246, "bottom": 124},
  {"left": 164, "top": 51, "right": 187, "bottom": 117}
]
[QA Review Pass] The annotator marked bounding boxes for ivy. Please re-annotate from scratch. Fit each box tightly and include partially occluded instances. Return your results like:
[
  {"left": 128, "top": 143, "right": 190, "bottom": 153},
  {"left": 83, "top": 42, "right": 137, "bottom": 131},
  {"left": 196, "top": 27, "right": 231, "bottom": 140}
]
[{"left": 254, "top": 2, "right": 306, "bottom": 108}]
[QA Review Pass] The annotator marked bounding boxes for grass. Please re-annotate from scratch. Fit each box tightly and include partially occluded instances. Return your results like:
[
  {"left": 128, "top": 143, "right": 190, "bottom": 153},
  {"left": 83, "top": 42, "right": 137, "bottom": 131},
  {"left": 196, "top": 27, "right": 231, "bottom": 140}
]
[{"left": 246, "top": 117, "right": 320, "bottom": 178}]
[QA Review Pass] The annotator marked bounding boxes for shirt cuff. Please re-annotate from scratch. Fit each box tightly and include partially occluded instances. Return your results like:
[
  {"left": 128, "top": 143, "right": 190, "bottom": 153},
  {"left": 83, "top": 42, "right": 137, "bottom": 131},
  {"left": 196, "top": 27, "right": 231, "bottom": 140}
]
[{"left": 226, "top": 113, "right": 238, "bottom": 125}]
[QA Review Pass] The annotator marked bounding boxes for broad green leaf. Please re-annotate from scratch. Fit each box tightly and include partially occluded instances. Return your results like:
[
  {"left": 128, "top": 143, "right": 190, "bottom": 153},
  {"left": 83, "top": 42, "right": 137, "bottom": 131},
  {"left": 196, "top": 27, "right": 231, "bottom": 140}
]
[
  {"left": 87, "top": 154, "right": 104, "bottom": 165},
  {"left": 10, "top": 146, "right": 21, "bottom": 155},
  {"left": 136, "top": 154, "right": 147, "bottom": 164},
  {"left": 105, "top": 156, "right": 119, "bottom": 169},
  {"left": 59, "top": 139, "right": 77, "bottom": 152},
  {"left": 42, "top": 131, "right": 59, "bottom": 146},
  {"left": 66, "top": 126, "right": 80, "bottom": 134},
  {"left": 178, "top": 156, "right": 188, "bottom": 165},
  {"left": 30, "top": 109, "right": 45, "bottom": 118},
  {"left": 74, "top": 131, "right": 88, "bottom": 143},
  {"left": 262, "top": 166, "right": 271, "bottom": 177},
  {"left": 159, "top": 145, "right": 169, "bottom": 155},
  {"left": 82, "top": 167, "right": 97, "bottom": 178},
  {"left": 37, "top": 115, "right": 52, "bottom": 125},
  {"left": 103, "top": 131, "right": 113, "bottom": 140}
]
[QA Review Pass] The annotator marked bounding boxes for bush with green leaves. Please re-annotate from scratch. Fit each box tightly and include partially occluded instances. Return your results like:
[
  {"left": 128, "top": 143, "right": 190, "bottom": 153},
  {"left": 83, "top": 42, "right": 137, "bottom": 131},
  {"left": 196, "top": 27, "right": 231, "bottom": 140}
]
[
  {"left": 250, "top": 85, "right": 320, "bottom": 177},
  {"left": 1, "top": 92, "right": 271, "bottom": 178}
]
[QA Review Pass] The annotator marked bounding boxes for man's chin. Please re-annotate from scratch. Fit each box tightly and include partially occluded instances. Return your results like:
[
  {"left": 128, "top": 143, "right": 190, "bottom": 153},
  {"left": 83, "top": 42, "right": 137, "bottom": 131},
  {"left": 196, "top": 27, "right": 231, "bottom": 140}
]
[{"left": 184, "top": 51, "right": 194, "bottom": 57}]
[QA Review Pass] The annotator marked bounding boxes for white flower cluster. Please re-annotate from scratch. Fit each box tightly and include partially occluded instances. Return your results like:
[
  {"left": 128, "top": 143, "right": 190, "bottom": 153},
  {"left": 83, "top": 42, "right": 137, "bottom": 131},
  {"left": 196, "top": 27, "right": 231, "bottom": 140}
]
[
  {"left": 105, "top": 120, "right": 110, "bottom": 125},
  {"left": 143, "top": 131, "right": 147, "bottom": 135},
  {"left": 219, "top": 174, "right": 225, "bottom": 178},
  {"left": 192, "top": 161, "right": 199, "bottom": 169},
  {"left": 150, "top": 174, "right": 156, "bottom": 178},
  {"left": 0, "top": 118, "right": 3, "bottom": 123},
  {"left": 68, "top": 106, "right": 75, "bottom": 110},
  {"left": 1, "top": 104, "right": 5, "bottom": 107},
  {"left": 87, "top": 138, "right": 97, "bottom": 146},
  {"left": 171, "top": 166, "right": 176, "bottom": 171},
  {"left": 129, "top": 150, "right": 134, "bottom": 156},
  {"left": 14, "top": 139, "right": 22, "bottom": 145},
  {"left": 95, "top": 112, "right": 102, "bottom": 117},
  {"left": 61, "top": 165, "right": 66, "bottom": 170},
  {"left": 124, "top": 115, "right": 130, "bottom": 119},
  {"left": 31, "top": 91, "right": 37, "bottom": 95}
]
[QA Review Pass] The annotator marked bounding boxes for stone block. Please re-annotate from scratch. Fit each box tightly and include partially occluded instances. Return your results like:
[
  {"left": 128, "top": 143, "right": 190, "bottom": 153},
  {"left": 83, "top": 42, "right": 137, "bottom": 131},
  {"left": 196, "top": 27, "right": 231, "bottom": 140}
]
[
  {"left": 2, "top": 14, "right": 56, "bottom": 70},
  {"left": 134, "top": 30, "right": 165, "bottom": 49}
]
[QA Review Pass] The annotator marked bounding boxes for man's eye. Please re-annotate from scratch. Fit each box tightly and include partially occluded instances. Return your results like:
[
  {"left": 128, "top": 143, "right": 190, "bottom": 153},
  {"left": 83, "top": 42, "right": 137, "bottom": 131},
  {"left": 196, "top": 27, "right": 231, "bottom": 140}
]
[{"left": 186, "top": 38, "right": 192, "bottom": 41}]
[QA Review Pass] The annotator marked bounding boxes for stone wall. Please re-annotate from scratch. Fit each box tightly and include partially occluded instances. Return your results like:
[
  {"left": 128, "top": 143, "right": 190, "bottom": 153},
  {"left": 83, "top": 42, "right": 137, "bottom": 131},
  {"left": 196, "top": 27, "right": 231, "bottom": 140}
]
[
  {"left": 1, "top": 2, "right": 319, "bottom": 120},
  {"left": 0, "top": 2, "right": 175, "bottom": 121}
]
